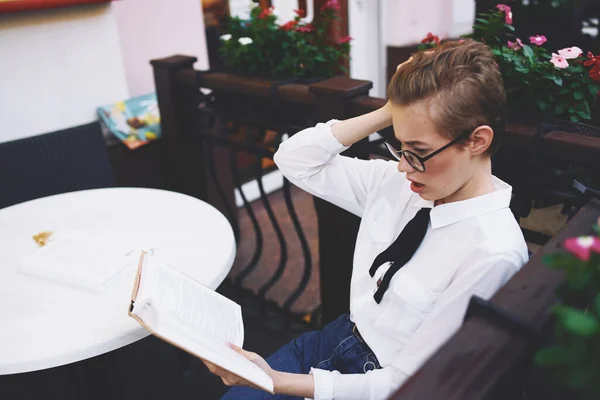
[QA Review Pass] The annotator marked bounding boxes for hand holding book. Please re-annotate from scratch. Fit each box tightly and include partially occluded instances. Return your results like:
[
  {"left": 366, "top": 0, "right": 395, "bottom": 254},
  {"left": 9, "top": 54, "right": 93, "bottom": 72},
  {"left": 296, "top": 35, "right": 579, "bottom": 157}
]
[
  {"left": 202, "top": 342, "right": 275, "bottom": 391},
  {"left": 128, "top": 251, "right": 274, "bottom": 393},
  {"left": 129, "top": 251, "right": 315, "bottom": 398}
]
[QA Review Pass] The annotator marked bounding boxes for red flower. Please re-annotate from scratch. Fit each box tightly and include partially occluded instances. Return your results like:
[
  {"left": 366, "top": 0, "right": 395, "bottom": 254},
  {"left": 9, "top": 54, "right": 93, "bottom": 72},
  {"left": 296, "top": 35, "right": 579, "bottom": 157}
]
[
  {"left": 296, "top": 24, "right": 314, "bottom": 33},
  {"left": 294, "top": 9, "right": 306, "bottom": 18},
  {"left": 337, "top": 36, "right": 353, "bottom": 44},
  {"left": 564, "top": 236, "right": 600, "bottom": 261},
  {"left": 280, "top": 20, "right": 298, "bottom": 31},
  {"left": 258, "top": 6, "right": 274, "bottom": 19},
  {"left": 421, "top": 32, "right": 440, "bottom": 45},
  {"left": 320, "top": 0, "right": 340, "bottom": 12},
  {"left": 584, "top": 52, "right": 600, "bottom": 82}
]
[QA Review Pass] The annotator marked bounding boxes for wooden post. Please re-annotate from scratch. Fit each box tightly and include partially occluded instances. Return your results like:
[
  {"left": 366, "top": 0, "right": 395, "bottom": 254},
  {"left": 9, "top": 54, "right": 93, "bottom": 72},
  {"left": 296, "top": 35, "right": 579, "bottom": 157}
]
[
  {"left": 308, "top": 76, "right": 373, "bottom": 325},
  {"left": 151, "top": 55, "right": 207, "bottom": 200}
]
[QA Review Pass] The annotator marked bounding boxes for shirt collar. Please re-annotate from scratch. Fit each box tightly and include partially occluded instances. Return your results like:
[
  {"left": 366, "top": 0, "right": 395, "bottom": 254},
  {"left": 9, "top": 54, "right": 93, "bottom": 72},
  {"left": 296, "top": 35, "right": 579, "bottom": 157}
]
[{"left": 412, "top": 176, "right": 512, "bottom": 229}]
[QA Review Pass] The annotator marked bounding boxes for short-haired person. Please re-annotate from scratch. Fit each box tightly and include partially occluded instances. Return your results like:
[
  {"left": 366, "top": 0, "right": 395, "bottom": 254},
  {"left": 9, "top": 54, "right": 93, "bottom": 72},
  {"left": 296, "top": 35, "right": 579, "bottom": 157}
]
[{"left": 204, "top": 39, "right": 528, "bottom": 400}]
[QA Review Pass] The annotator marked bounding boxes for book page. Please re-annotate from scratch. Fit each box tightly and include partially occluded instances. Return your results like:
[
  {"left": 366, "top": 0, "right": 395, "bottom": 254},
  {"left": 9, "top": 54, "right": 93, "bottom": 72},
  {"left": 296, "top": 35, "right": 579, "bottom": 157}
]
[
  {"left": 151, "top": 315, "right": 274, "bottom": 393},
  {"left": 136, "top": 252, "right": 244, "bottom": 347},
  {"left": 131, "top": 253, "right": 273, "bottom": 392}
]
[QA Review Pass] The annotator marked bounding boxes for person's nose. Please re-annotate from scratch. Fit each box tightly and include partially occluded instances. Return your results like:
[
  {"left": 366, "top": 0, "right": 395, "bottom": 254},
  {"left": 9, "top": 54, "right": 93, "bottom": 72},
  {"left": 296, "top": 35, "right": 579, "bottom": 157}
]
[{"left": 397, "top": 156, "right": 415, "bottom": 173}]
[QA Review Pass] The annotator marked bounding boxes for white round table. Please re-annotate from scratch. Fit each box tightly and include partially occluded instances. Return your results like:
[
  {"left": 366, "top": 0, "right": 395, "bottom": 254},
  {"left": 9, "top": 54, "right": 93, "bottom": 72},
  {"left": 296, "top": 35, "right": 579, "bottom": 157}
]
[{"left": 0, "top": 188, "right": 236, "bottom": 375}]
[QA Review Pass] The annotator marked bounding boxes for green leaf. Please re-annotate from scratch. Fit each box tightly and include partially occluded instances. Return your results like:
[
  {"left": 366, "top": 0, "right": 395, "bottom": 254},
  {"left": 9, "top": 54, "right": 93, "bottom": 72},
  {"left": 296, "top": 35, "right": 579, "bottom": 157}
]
[
  {"left": 523, "top": 45, "right": 535, "bottom": 63},
  {"left": 516, "top": 66, "right": 530, "bottom": 74},
  {"left": 589, "top": 84, "right": 600, "bottom": 97},
  {"left": 559, "top": 87, "right": 571, "bottom": 95},
  {"left": 553, "top": 75, "right": 563, "bottom": 86},
  {"left": 535, "top": 346, "right": 573, "bottom": 366},
  {"left": 574, "top": 91, "right": 584, "bottom": 100},
  {"left": 569, "top": 65, "right": 585, "bottom": 74},
  {"left": 594, "top": 295, "right": 600, "bottom": 319},
  {"left": 555, "top": 306, "right": 600, "bottom": 336},
  {"left": 504, "top": 24, "right": 516, "bottom": 31},
  {"left": 566, "top": 268, "right": 593, "bottom": 289},
  {"left": 475, "top": 18, "right": 489, "bottom": 24},
  {"left": 543, "top": 252, "right": 578, "bottom": 269},
  {"left": 576, "top": 108, "right": 591, "bottom": 120},
  {"left": 570, "top": 114, "right": 580, "bottom": 123},
  {"left": 536, "top": 98, "right": 548, "bottom": 112},
  {"left": 555, "top": 103, "right": 566, "bottom": 115}
]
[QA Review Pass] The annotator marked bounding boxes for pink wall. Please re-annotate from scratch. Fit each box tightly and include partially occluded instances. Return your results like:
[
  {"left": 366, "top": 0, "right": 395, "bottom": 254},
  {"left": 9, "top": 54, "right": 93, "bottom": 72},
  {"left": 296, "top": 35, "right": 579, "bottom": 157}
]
[
  {"left": 381, "top": 0, "right": 476, "bottom": 47},
  {"left": 112, "top": 0, "right": 210, "bottom": 97}
]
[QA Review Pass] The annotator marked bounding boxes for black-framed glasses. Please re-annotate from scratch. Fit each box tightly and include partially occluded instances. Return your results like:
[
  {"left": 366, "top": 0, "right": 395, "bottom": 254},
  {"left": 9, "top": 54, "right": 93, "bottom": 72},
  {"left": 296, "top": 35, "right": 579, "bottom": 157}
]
[{"left": 384, "top": 130, "right": 472, "bottom": 172}]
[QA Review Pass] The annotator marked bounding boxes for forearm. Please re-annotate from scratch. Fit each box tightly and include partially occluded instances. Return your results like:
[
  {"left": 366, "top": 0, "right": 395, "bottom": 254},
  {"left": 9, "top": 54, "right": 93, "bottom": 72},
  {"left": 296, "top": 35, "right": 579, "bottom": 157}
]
[
  {"left": 272, "top": 371, "right": 315, "bottom": 398},
  {"left": 331, "top": 103, "right": 392, "bottom": 147}
]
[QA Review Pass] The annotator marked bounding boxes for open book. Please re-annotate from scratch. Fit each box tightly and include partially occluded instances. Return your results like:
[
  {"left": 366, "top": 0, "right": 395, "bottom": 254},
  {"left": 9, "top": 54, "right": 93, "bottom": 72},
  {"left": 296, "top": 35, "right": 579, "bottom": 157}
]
[{"left": 128, "top": 251, "right": 274, "bottom": 393}]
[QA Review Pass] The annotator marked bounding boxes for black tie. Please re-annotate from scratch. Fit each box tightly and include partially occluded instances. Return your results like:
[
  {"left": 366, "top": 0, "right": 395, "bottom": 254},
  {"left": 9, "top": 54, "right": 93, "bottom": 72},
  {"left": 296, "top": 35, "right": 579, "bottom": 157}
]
[{"left": 369, "top": 208, "right": 431, "bottom": 304}]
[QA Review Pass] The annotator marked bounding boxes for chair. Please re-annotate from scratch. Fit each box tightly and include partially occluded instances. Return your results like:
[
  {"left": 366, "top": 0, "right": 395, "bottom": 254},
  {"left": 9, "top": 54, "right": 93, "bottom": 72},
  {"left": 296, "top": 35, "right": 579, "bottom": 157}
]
[{"left": 0, "top": 122, "right": 116, "bottom": 209}]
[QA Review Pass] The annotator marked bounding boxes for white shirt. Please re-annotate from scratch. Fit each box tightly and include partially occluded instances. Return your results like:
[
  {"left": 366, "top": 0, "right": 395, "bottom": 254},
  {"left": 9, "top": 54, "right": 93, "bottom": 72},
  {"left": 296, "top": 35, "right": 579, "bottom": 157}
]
[{"left": 273, "top": 120, "right": 529, "bottom": 400}]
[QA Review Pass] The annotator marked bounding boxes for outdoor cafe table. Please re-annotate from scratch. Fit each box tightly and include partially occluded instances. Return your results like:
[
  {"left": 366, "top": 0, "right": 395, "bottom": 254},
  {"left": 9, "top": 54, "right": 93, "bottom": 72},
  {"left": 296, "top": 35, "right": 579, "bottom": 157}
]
[{"left": 0, "top": 188, "right": 236, "bottom": 375}]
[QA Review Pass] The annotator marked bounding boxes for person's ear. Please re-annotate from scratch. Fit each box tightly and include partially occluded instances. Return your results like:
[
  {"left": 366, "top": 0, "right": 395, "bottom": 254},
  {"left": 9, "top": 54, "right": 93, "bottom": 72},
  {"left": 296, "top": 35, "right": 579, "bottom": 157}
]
[{"left": 469, "top": 125, "right": 493, "bottom": 156}]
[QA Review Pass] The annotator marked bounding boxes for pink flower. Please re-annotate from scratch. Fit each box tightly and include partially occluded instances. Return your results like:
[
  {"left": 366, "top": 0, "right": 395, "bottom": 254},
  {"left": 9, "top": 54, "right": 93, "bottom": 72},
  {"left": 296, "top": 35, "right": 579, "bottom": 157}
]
[
  {"left": 550, "top": 53, "right": 569, "bottom": 69},
  {"left": 564, "top": 236, "right": 600, "bottom": 261},
  {"left": 530, "top": 35, "right": 547, "bottom": 46},
  {"left": 296, "top": 24, "right": 314, "bottom": 33},
  {"left": 496, "top": 4, "right": 510, "bottom": 12},
  {"left": 508, "top": 38, "right": 523, "bottom": 50},
  {"left": 337, "top": 36, "right": 352, "bottom": 44},
  {"left": 505, "top": 10, "right": 513, "bottom": 24},
  {"left": 496, "top": 4, "right": 512, "bottom": 24},
  {"left": 320, "top": 0, "right": 340, "bottom": 12},
  {"left": 558, "top": 46, "right": 583, "bottom": 59}
]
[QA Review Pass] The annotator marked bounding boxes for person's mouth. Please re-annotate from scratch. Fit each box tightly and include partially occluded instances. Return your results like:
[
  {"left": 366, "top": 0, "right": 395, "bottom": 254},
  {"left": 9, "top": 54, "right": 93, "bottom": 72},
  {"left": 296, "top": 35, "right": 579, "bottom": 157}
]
[{"left": 408, "top": 180, "right": 426, "bottom": 193}]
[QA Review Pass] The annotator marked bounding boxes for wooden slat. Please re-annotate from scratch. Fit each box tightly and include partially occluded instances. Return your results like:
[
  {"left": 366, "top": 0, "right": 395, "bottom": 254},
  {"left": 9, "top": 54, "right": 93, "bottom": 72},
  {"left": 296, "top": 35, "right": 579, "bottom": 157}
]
[
  {"left": 390, "top": 199, "right": 600, "bottom": 400},
  {"left": 0, "top": 0, "right": 112, "bottom": 13}
]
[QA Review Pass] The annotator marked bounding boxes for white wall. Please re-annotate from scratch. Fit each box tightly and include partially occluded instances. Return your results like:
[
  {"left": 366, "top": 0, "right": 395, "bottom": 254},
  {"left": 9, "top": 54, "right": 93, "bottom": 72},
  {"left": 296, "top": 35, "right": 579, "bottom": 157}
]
[
  {"left": 376, "top": 0, "right": 475, "bottom": 97},
  {"left": 0, "top": 4, "right": 129, "bottom": 143},
  {"left": 349, "top": 0, "right": 384, "bottom": 97},
  {"left": 0, "top": 0, "right": 209, "bottom": 143}
]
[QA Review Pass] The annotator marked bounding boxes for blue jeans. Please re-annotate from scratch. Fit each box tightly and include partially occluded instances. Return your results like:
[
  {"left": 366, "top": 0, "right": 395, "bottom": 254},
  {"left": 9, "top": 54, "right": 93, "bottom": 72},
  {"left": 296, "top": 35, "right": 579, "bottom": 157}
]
[{"left": 221, "top": 314, "right": 381, "bottom": 400}]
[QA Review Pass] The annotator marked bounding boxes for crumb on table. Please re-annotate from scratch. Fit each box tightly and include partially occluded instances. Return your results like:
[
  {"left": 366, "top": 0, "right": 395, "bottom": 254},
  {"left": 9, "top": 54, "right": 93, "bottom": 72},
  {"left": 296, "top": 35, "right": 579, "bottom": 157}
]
[{"left": 32, "top": 231, "right": 53, "bottom": 247}]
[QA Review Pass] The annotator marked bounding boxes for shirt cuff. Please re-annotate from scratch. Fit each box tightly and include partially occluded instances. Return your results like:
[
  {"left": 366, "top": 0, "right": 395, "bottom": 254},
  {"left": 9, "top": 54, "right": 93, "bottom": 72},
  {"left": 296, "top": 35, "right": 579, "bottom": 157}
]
[
  {"left": 315, "top": 119, "right": 350, "bottom": 155},
  {"left": 309, "top": 367, "right": 335, "bottom": 400}
]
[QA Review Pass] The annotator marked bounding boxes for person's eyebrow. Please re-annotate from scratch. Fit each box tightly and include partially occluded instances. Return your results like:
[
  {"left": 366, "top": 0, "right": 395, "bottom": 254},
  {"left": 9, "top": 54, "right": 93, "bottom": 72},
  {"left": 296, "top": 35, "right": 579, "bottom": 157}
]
[{"left": 402, "top": 139, "right": 429, "bottom": 147}]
